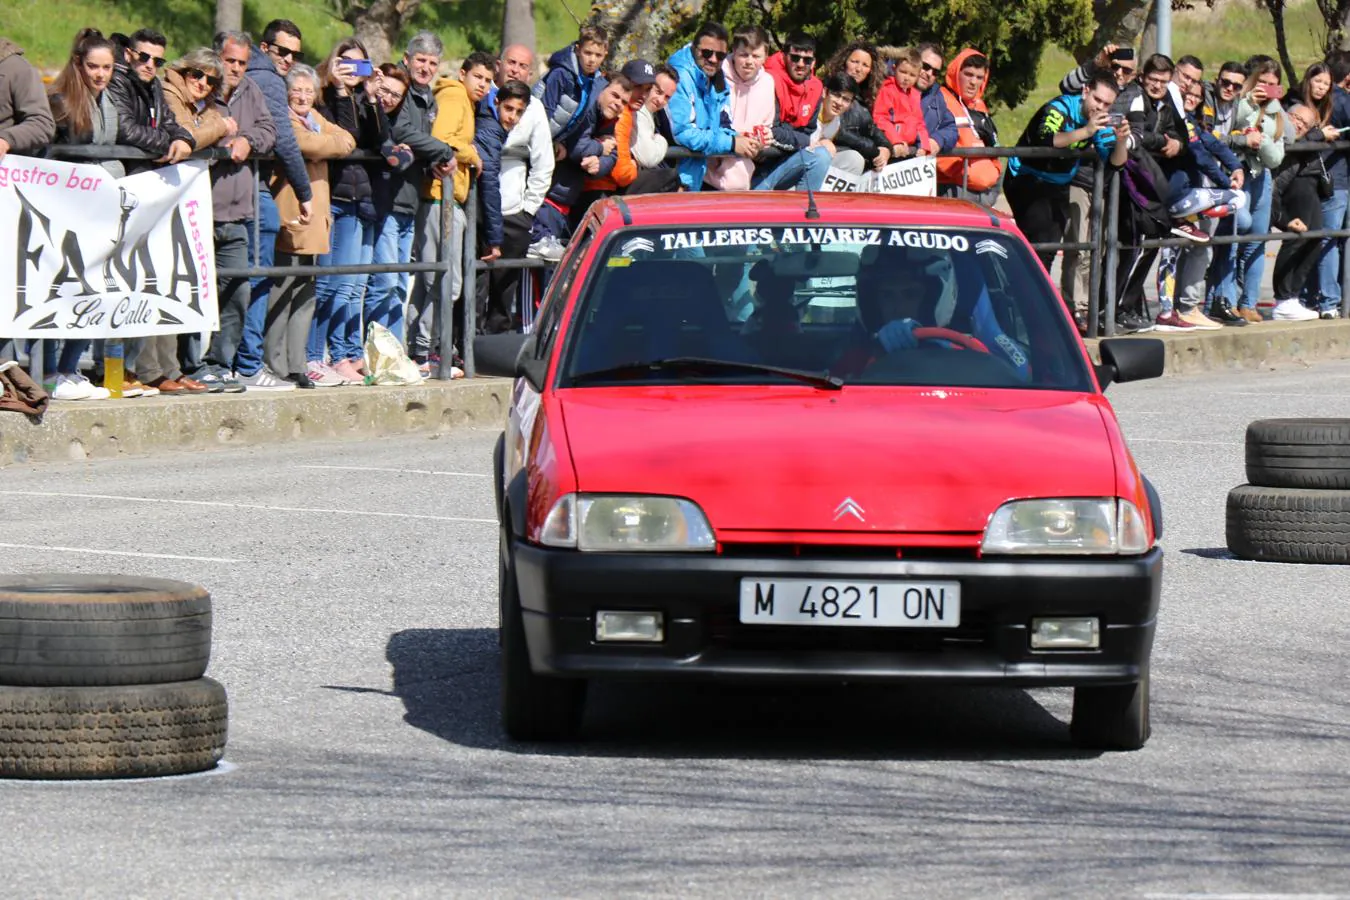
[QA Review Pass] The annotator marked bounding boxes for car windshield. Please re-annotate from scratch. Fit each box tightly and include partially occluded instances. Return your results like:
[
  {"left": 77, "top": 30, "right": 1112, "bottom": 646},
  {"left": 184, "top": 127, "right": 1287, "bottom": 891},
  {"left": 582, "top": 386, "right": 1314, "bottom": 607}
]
[{"left": 560, "top": 225, "right": 1093, "bottom": 391}]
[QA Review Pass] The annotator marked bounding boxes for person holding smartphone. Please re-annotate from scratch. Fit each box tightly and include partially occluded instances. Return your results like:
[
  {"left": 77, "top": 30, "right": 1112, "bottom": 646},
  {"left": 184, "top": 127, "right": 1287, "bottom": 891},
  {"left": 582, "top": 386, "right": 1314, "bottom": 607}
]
[
  {"left": 310, "top": 38, "right": 384, "bottom": 385},
  {"left": 1209, "top": 59, "right": 1290, "bottom": 323}
]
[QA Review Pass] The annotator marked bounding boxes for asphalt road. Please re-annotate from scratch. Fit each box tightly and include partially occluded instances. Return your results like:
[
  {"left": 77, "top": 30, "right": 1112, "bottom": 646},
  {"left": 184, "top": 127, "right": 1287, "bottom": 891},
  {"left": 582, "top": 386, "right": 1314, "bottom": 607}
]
[{"left": 3, "top": 361, "right": 1349, "bottom": 899}]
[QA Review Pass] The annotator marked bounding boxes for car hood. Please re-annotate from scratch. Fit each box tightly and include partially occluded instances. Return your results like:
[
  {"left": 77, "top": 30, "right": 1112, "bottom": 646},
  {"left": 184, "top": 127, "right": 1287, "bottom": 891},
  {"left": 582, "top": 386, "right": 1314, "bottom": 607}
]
[{"left": 558, "top": 387, "right": 1118, "bottom": 535}]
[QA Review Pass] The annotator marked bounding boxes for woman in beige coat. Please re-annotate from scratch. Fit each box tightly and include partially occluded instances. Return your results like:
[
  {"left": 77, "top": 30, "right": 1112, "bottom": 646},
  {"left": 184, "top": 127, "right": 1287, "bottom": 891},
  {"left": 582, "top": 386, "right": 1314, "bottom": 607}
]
[
  {"left": 140, "top": 48, "right": 235, "bottom": 394},
  {"left": 264, "top": 63, "right": 355, "bottom": 387}
]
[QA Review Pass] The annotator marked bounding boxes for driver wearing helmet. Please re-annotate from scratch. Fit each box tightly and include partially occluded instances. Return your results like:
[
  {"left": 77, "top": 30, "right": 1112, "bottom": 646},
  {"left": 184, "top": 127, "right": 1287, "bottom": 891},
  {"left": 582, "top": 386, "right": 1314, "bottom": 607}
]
[{"left": 833, "top": 244, "right": 1032, "bottom": 383}]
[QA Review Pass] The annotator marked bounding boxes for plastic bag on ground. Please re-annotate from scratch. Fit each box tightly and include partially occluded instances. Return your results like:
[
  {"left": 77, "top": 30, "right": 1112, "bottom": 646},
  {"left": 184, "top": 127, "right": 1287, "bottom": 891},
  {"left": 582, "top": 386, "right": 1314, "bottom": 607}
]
[{"left": 364, "top": 322, "right": 423, "bottom": 385}]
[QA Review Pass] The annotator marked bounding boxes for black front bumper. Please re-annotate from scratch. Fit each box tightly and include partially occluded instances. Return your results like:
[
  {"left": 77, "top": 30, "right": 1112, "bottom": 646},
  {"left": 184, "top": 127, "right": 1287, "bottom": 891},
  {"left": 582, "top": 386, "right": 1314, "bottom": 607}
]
[{"left": 511, "top": 542, "right": 1163, "bottom": 686}]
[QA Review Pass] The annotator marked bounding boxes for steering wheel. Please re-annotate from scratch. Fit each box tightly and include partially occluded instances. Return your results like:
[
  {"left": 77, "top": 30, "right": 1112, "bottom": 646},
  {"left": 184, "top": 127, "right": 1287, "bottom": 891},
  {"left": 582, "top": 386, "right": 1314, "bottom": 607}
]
[{"left": 911, "top": 326, "right": 991, "bottom": 353}]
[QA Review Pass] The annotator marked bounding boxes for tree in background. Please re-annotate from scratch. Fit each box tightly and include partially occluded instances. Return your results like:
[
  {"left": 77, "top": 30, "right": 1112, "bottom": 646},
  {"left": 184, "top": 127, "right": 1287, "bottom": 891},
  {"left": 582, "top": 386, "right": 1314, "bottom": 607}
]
[
  {"left": 502, "top": 0, "right": 536, "bottom": 56},
  {"left": 216, "top": 0, "right": 243, "bottom": 34}
]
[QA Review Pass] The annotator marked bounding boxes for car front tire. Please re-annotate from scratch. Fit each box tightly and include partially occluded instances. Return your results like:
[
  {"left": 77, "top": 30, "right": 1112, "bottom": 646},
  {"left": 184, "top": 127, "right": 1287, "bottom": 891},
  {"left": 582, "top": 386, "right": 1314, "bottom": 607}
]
[
  {"left": 1070, "top": 675, "right": 1150, "bottom": 751},
  {"left": 499, "top": 528, "right": 586, "bottom": 742}
]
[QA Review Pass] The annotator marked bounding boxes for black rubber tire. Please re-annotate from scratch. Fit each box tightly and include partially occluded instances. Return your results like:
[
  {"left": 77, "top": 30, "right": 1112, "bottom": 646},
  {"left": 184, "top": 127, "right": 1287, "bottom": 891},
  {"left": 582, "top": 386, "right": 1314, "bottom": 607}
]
[
  {"left": 0, "top": 575, "right": 211, "bottom": 687},
  {"left": 1070, "top": 675, "right": 1150, "bottom": 751},
  {"left": 1245, "top": 418, "right": 1350, "bottom": 490},
  {"left": 1226, "top": 484, "right": 1350, "bottom": 564},
  {"left": 499, "top": 531, "right": 586, "bottom": 742},
  {"left": 0, "top": 678, "right": 228, "bottom": 779}
]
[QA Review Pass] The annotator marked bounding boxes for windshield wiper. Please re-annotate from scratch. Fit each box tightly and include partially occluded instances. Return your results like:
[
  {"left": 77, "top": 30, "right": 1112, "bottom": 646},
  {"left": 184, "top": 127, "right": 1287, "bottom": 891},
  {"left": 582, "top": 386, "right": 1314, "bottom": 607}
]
[{"left": 569, "top": 356, "right": 844, "bottom": 390}]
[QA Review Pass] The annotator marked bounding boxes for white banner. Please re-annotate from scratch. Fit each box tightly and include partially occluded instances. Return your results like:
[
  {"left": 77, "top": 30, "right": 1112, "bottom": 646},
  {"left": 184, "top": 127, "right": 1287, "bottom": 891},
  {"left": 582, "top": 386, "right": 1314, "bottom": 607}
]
[
  {"left": 0, "top": 156, "right": 218, "bottom": 339},
  {"left": 820, "top": 155, "right": 937, "bottom": 197}
]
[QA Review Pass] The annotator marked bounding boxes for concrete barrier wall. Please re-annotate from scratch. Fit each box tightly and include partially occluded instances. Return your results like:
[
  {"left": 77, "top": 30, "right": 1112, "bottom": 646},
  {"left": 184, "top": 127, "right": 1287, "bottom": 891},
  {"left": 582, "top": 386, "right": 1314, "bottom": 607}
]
[
  {"left": 0, "top": 380, "right": 511, "bottom": 466},
  {"left": 6, "top": 319, "right": 1350, "bottom": 468}
]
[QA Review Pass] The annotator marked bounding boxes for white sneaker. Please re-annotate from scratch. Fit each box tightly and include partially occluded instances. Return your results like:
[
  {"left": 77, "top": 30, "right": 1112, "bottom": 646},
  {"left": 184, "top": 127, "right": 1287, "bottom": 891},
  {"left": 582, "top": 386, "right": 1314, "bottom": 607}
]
[
  {"left": 1272, "top": 298, "right": 1319, "bottom": 321},
  {"left": 235, "top": 367, "right": 296, "bottom": 392},
  {"left": 51, "top": 373, "right": 111, "bottom": 401},
  {"left": 526, "top": 236, "right": 566, "bottom": 262}
]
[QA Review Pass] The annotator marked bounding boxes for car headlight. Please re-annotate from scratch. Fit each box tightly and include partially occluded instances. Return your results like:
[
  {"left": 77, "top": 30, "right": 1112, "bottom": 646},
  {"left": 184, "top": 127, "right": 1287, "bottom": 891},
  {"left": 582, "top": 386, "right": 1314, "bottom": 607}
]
[
  {"left": 539, "top": 494, "right": 716, "bottom": 552},
  {"left": 982, "top": 498, "right": 1150, "bottom": 555}
]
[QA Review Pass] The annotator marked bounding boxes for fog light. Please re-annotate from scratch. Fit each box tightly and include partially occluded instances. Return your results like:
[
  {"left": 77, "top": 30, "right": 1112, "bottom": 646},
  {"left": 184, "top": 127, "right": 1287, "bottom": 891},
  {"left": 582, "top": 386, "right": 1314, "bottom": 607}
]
[
  {"left": 1030, "top": 617, "right": 1100, "bottom": 650},
  {"left": 595, "top": 611, "right": 664, "bottom": 642}
]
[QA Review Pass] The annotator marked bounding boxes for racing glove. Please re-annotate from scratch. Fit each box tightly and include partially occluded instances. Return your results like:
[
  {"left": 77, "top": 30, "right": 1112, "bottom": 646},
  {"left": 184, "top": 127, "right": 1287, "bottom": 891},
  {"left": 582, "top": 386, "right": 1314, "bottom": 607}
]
[{"left": 877, "top": 318, "right": 920, "bottom": 352}]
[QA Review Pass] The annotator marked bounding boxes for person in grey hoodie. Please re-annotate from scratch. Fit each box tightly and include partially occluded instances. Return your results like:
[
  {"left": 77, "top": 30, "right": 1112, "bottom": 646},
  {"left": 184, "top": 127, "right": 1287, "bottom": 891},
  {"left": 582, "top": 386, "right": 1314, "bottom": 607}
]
[
  {"left": 234, "top": 18, "right": 312, "bottom": 389},
  {"left": 0, "top": 38, "right": 54, "bottom": 159},
  {"left": 0, "top": 38, "right": 56, "bottom": 365},
  {"left": 197, "top": 31, "right": 277, "bottom": 390}
]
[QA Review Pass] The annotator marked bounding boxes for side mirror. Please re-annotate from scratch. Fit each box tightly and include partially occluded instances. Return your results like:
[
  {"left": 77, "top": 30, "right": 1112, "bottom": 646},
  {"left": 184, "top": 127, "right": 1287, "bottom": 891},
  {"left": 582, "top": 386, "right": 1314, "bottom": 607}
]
[
  {"left": 473, "top": 332, "right": 549, "bottom": 390},
  {"left": 474, "top": 333, "right": 531, "bottom": 378},
  {"left": 1096, "top": 338, "right": 1164, "bottom": 391}
]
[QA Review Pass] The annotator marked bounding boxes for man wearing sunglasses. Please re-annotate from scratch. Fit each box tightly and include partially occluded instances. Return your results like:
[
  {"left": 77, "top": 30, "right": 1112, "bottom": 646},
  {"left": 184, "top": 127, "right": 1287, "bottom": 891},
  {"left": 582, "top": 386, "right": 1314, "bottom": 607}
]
[
  {"left": 667, "top": 21, "right": 754, "bottom": 190},
  {"left": 915, "top": 42, "right": 958, "bottom": 154},
  {"left": 757, "top": 33, "right": 831, "bottom": 191},
  {"left": 107, "top": 28, "right": 195, "bottom": 168}
]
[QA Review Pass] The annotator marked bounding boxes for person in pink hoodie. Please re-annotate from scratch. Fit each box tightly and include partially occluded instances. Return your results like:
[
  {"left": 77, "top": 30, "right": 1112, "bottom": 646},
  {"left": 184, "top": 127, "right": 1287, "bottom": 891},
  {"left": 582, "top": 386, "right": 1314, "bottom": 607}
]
[
  {"left": 704, "top": 25, "right": 777, "bottom": 190},
  {"left": 872, "top": 46, "right": 930, "bottom": 159}
]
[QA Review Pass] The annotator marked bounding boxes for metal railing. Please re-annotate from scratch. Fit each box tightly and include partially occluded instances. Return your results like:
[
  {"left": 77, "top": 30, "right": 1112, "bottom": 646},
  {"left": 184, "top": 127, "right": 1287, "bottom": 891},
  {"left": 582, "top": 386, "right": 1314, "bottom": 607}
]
[{"left": 26, "top": 138, "right": 1350, "bottom": 384}]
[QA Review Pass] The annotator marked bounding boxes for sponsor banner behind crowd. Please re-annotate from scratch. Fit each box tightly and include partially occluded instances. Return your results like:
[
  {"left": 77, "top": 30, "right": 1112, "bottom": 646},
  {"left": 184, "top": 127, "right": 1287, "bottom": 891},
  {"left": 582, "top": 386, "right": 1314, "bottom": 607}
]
[
  {"left": 821, "top": 156, "right": 937, "bottom": 197},
  {"left": 0, "top": 156, "right": 218, "bottom": 339}
]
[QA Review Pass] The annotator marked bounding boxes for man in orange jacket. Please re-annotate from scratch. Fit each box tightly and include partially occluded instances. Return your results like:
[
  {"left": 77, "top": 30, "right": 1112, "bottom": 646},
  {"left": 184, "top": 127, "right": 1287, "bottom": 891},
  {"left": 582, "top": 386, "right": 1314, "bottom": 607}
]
[
  {"left": 936, "top": 48, "right": 1002, "bottom": 205},
  {"left": 576, "top": 59, "right": 679, "bottom": 213}
]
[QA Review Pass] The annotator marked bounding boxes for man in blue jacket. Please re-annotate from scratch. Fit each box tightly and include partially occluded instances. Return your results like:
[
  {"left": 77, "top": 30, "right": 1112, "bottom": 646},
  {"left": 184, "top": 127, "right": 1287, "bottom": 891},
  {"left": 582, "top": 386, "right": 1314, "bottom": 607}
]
[
  {"left": 916, "top": 43, "right": 959, "bottom": 154},
  {"left": 235, "top": 19, "right": 313, "bottom": 390},
  {"left": 666, "top": 21, "right": 761, "bottom": 190}
]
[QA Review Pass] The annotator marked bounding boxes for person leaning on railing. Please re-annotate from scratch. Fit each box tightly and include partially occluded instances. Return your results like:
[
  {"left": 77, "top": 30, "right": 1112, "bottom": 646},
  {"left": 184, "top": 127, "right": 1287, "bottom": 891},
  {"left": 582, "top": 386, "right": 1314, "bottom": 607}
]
[
  {"left": 196, "top": 30, "right": 276, "bottom": 394},
  {"left": 0, "top": 36, "right": 56, "bottom": 370},
  {"left": 147, "top": 47, "right": 235, "bottom": 395},
  {"left": 44, "top": 28, "right": 123, "bottom": 401}
]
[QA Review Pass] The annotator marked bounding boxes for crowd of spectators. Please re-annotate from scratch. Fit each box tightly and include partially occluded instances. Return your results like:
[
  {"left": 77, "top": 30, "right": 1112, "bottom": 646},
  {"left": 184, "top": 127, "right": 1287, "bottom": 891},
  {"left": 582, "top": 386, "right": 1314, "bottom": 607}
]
[
  {"left": 1, "top": 18, "right": 1346, "bottom": 400},
  {"left": 1014, "top": 45, "right": 1350, "bottom": 334}
]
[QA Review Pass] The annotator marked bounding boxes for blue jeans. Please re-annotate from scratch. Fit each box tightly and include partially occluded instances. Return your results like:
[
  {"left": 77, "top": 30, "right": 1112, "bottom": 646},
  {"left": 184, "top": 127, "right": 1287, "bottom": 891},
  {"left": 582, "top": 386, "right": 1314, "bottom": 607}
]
[
  {"left": 236, "top": 189, "right": 280, "bottom": 376},
  {"left": 1236, "top": 171, "right": 1272, "bottom": 309},
  {"left": 44, "top": 339, "right": 88, "bottom": 376},
  {"left": 310, "top": 202, "right": 376, "bottom": 363},
  {"left": 1313, "top": 188, "right": 1349, "bottom": 311},
  {"left": 752, "top": 148, "right": 832, "bottom": 192},
  {"left": 367, "top": 211, "right": 415, "bottom": 344}
]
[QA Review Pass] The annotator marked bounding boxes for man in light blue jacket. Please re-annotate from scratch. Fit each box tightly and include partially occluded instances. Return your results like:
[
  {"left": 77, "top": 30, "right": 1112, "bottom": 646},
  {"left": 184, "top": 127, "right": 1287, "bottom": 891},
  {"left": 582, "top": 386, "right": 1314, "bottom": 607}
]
[{"left": 666, "top": 22, "right": 760, "bottom": 190}]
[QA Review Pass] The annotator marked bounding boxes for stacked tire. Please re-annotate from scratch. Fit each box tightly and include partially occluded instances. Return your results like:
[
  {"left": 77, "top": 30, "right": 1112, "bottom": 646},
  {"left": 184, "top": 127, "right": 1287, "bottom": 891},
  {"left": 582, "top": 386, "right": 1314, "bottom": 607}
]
[
  {"left": 0, "top": 575, "right": 228, "bottom": 779},
  {"left": 1227, "top": 419, "right": 1350, "bottom": 564}
]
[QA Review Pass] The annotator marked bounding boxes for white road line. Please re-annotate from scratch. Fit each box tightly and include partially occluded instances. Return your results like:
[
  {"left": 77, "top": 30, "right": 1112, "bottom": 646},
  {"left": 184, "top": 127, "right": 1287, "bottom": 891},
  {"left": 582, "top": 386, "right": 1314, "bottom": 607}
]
[
  {"left": 0, "top": 543, "right": 242, "bottom": 563},
  {"left": 0, "top": 490, "right": 496, "bottom": 525},
  {"left": 1143, "top": 894, "right": 1350, "bottom": 900},
  {"left": 296, "top": 464, "right": 490, "bottom": 478},
  {"left": 1130, "top": 438, "right": 1240, "bottom": 446},
  {"left": 1213, "top": 391, "right": 1350, "bottom": 399}
]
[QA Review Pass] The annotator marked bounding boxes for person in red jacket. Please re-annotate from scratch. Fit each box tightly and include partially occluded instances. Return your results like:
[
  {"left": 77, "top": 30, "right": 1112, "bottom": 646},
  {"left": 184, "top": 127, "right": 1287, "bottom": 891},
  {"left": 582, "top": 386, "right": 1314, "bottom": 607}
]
[{"left": 872, "top": 46, "right": 930, "bottom": 159}]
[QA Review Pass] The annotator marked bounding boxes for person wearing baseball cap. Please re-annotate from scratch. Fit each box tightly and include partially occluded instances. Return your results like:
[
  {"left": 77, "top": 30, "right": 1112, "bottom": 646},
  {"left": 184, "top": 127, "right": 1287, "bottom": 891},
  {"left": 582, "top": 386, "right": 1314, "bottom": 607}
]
[
  {"left": 576, "top": 58, "right": 680, "bottom": 210},
  {"left": 620, "top": 59, "right": 656, "bottom": 105}
]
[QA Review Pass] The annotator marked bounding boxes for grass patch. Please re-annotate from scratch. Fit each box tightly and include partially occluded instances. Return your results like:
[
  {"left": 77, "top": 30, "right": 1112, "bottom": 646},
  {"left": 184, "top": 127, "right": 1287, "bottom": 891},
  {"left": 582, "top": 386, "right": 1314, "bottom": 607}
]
[{"left": 995, "top": 0, "right": 1327, "bottom": 142}]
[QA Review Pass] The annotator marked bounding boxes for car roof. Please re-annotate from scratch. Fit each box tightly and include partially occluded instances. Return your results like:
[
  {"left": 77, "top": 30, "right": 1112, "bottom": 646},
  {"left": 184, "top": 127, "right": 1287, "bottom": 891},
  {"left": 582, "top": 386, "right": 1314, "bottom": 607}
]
[{"left": 597, "top": 192, "right": 1011, "bottom": 231}]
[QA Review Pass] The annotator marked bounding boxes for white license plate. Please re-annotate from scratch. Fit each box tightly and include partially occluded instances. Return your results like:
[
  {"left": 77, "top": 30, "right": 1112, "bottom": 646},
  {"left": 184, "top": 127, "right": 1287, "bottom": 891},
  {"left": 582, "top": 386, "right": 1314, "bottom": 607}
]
[{"left": 738, "top": 579, "right": 961, "bottom": 627}]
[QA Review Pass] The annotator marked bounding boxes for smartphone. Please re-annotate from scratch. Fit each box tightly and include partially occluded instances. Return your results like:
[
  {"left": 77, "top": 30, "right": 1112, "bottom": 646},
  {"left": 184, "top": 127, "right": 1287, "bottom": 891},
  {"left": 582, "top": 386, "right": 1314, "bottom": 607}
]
[
  {"left": 1263, "top": 83, "right": 1285, "bottom": 101},
  {"left": 345, "top": 58, "right": 374, "bottom": 77},
  {"left": 1107, "top": 113, "right": 1125, "bottom": 127}
]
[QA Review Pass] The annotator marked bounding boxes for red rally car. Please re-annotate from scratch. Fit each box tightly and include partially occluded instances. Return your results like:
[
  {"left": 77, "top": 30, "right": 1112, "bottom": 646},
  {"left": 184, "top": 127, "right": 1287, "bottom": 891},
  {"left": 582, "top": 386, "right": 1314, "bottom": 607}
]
[{"left": 482, "top": 192, "right": 1165, "bottom": 750}]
